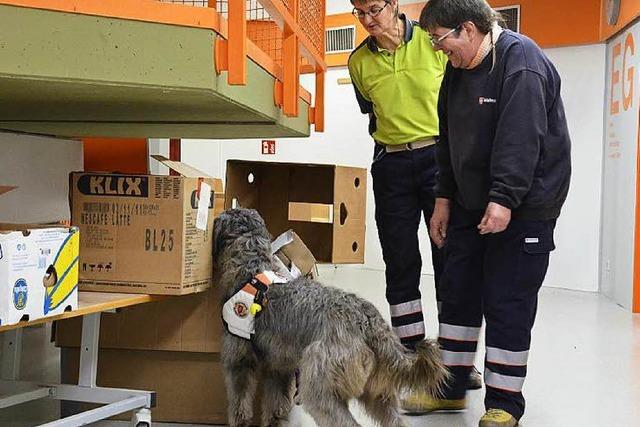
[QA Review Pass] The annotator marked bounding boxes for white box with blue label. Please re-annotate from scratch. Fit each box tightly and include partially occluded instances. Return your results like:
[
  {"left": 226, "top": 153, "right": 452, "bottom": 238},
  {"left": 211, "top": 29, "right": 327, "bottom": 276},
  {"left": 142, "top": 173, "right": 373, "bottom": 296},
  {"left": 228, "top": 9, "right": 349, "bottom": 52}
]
[
  {"left": 0, "top": 186, "right": 79, "bottom": 326},
  {"left": 0, "top": 219, "right": 79, "bottom": 327}
]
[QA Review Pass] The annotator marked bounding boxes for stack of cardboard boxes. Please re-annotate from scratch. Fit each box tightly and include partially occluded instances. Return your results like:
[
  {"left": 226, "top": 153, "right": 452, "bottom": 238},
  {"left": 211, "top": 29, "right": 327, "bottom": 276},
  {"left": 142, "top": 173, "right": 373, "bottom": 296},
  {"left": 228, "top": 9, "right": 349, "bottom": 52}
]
[{"left": 56, "top": 159, "right": 367, "bottom": 423}]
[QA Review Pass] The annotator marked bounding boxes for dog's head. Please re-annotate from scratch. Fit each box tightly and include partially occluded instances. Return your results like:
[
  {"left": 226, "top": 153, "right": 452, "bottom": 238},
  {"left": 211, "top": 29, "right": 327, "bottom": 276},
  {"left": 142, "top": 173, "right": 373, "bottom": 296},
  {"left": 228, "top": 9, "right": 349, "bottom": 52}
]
[{"left": 213, "top": 208, "right": 272, "bottom": 262}]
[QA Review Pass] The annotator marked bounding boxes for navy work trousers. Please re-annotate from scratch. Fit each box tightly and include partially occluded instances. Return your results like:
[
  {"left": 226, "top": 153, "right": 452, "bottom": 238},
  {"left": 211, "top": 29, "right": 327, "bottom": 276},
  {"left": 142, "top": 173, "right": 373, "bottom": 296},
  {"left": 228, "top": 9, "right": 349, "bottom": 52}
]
[
  {"left": 371, "top": 143, "right": 443, "bottom": 346},
  {"left": 438, "top": 203, "right": 556, "bottom": 420}
]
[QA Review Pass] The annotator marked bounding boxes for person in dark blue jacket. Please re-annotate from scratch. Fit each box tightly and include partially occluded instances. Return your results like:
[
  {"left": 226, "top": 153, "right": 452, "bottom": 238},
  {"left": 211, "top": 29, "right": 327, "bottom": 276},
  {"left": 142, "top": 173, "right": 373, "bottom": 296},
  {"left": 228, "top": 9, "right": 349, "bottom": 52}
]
[{"left": 408, "top": 0, "right": 572, "bottom": 426}]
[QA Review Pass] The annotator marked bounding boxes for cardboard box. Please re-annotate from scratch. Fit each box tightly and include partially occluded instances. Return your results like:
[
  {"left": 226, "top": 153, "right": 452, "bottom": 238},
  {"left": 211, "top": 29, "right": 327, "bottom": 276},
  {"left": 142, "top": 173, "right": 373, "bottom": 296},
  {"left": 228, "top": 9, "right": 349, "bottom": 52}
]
[
  {"left": 55, "top": 286, "right": 242, "bottom": 425},
  {"left": 60, "top": 348, "right": 230, "bottom": 424},
  {"left": 225, "top": 160, "right": 366, "bottom": 264},
  {"left": 0, "top": 224, "right": 79, "bottom": 327},
  {"left": 0, "top": 189, "right": 79, "bottom": 326},
  {"left": 55, "top": 286, "right": 223, "bottom": 352},
  {"left": 70, "top": 156, "right": 223, "bottom": 295}
]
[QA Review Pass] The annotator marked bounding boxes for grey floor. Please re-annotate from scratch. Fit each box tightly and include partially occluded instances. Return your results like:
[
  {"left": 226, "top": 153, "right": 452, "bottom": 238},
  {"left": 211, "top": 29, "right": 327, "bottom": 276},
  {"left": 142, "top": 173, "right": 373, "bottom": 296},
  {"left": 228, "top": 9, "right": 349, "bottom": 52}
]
[
  {"left": 100, "top": 266, "right": 640, "bottom": 427},
  {"left": 2, "top": 266, "right": 640, "bottom": 426}
]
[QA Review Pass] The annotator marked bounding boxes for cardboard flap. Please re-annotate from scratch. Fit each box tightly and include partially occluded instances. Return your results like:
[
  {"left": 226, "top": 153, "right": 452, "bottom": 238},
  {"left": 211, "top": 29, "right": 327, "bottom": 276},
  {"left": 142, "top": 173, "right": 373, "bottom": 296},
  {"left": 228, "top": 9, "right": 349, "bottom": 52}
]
[
  {"left": 271, "top": 229, "right": 295, "bottom": 254},
  {"left": 151, "top": 155, "right": 212, "bottom": 179},
  {"left": 0, "top": 186, "right": 17, "bottom": 197},
  {"left": 272, "top": 230, "right": 317, "bottom": 278}
]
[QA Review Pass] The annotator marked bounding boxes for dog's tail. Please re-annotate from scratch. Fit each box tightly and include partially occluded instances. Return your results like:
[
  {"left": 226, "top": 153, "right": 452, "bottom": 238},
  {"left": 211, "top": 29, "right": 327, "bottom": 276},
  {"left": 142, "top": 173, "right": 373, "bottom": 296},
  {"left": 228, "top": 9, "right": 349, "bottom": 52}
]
[{"left": 366, "top": 316, "right": 448, "bottom": 396}]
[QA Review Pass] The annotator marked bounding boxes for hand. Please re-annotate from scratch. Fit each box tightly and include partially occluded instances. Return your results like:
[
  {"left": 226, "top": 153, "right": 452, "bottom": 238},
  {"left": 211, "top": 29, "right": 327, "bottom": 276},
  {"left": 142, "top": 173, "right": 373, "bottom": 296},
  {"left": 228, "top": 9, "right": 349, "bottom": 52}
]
[
  {"left": 429, "top": 198, "right": 451, "bottom": 248},
  {"left": 478, "top": 202, "right": 511, "bottom": 234}
]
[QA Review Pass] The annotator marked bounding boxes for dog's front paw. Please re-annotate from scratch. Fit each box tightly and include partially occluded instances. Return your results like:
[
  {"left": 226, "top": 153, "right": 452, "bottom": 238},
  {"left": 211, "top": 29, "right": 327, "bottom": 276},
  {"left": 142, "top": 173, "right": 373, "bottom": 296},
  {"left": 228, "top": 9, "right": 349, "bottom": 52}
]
[{"left": 228, "top": 410, "right": 253, "bottom": 427}]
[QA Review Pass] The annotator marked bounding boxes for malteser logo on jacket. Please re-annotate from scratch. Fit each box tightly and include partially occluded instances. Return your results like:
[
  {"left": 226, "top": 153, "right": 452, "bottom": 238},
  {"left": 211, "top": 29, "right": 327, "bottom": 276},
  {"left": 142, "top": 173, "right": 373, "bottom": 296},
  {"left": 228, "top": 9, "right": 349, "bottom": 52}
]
[
  {"left": 478, "top": 97, "right": 497, "bottom": 105},
  {"left": 77, "top": 175, "right": 149, "bottom": 197}
]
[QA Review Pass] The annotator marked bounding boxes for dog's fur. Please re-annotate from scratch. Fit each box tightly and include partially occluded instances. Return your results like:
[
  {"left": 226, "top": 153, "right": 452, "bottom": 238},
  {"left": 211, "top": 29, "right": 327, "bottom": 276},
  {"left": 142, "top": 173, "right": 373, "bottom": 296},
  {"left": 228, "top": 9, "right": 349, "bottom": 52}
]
[{"left": 213, "top": 208, "right": 447, "bottom": 427}]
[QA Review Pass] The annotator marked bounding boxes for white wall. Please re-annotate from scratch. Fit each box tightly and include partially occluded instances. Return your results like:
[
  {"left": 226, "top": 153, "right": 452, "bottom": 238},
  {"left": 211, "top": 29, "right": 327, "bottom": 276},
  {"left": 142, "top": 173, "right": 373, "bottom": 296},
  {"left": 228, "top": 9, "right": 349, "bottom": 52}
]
[
  {"left": 0, "top": 133, "right": 83, "bottom": 223},
  {"left": 326, "top": 0, "right": 351, "bottom": 15},
  {"left": 543, "top": 44, "right": 606, "bottom": 292},
  {"left": 601, "top": 24, "right": 640, "bottom": 309},
  {"left": 327, "top": 0, "right": 423, "bottom": 15}
]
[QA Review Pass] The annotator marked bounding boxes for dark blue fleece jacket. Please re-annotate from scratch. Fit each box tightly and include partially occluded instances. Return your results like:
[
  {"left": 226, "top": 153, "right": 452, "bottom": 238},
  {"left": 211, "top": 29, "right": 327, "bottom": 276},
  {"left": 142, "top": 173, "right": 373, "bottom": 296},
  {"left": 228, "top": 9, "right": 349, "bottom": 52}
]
[{"left": 436, "top": 30, "right": 571, "bottom": 220}]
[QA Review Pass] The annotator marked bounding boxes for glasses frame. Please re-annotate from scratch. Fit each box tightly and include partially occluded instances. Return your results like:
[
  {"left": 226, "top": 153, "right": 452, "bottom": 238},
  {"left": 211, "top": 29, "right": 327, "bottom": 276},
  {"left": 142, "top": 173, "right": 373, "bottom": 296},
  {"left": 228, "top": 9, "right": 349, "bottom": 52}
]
[
  {"left": 430, "top": 25, "right": 462, "bottom": 47},
  {"left": 352, "top": 2, "right": 390, "bottom": 20}
]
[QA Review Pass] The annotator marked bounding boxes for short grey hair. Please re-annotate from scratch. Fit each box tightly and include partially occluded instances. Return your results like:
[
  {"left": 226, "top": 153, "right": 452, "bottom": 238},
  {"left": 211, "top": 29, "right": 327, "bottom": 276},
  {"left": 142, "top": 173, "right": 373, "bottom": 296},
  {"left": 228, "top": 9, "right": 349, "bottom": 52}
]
[{"left": 419, "top": 0, "right": 502, "bottom": 34}]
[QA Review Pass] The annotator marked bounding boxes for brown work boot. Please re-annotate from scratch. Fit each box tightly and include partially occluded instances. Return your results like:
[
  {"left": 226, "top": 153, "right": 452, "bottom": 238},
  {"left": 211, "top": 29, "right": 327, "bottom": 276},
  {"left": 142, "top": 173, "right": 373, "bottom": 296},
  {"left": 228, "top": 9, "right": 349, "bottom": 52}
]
[
  {"left": 400, "top": 390, "right": 466, "bottom": 414},
  {"left": 467, "top": 366, "right": 483, "bottom": 390},
  {"left": 479, "top": 409, "right": 518, "bottom": 427}
]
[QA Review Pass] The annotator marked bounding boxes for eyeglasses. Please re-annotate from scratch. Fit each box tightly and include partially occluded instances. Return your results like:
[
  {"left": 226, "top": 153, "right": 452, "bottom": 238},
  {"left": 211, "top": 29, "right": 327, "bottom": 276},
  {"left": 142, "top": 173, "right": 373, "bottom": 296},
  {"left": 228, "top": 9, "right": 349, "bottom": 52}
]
[
  {"left": 352, "top": 2, "right": 389, "bottom": 19},
  {"left": 429, "top": 25, "right": 462, "bottom": 47}
]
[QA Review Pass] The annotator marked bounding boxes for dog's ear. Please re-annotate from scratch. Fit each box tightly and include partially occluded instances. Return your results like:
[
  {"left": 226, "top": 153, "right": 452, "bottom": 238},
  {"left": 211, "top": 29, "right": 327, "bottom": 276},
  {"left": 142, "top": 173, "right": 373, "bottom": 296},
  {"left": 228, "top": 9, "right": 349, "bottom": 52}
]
[{"left": 212, "top": 215, "right": 227, "bottom": 260}]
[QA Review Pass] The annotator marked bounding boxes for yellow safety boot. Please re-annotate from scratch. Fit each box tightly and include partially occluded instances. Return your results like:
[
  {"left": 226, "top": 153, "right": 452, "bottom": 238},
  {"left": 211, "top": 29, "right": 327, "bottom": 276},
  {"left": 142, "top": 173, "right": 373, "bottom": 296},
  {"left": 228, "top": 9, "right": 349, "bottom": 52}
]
[
  {"left": 479, "top": 409, "right": 518, "bottom": 427},
  {"left": 400, "top": 391, "right": 466, "bottom": 414}
]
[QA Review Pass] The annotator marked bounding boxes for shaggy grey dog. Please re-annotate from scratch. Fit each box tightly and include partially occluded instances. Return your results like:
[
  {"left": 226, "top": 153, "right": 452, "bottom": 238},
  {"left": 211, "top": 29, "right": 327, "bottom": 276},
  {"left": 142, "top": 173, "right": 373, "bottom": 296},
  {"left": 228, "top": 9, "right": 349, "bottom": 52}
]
[{"left": 213, "top": 208, "right": 447, "bottom": 427}]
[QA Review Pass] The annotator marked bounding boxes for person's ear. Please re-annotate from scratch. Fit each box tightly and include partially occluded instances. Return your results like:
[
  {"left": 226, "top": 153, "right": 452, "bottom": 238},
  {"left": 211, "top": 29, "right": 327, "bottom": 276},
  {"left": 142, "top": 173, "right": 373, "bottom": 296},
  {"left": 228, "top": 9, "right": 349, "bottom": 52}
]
[{"left": 461, "top": 21, "right": 478, "bottom": 39}]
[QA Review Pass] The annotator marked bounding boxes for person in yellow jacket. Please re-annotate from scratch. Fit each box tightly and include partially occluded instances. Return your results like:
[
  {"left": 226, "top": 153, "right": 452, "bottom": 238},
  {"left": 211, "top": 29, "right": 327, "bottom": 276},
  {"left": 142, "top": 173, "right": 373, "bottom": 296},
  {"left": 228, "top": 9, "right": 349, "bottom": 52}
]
[{"left": 347, "top": 0, "right": 482, "bottom": 402}]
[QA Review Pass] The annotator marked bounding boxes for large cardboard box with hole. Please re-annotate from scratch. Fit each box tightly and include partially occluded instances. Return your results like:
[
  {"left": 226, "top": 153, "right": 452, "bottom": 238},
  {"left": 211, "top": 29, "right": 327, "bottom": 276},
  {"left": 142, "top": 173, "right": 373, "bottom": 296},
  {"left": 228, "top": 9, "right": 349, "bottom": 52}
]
[
  {"left": 225, "top": 160, "right": 366, "bottom": 264},
  {"left": 69, "top": 157, "right": 223, "bottom": 295}
]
